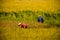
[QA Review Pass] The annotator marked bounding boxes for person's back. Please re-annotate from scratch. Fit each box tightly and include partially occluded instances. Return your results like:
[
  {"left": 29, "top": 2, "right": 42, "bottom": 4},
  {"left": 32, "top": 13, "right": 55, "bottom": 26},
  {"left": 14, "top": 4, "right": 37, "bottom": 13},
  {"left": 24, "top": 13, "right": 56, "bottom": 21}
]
[
  {"left": 20, "top": 23, "right": 27, "bottom": 28},
  {"left": 18, "top": 22, "right": 27, "bottom": 28},
  {"left": 38, "top": 16, "right": 44, "bottom": 23}
]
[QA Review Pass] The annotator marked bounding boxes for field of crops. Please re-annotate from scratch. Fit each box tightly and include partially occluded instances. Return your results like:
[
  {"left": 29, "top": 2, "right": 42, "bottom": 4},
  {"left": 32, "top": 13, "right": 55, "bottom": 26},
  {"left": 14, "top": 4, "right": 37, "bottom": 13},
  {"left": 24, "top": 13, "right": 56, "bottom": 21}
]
[
  {"left": 0, "top": 10, "right": 60, "bottom": 40},
  {"left": 0, "top": 10, "right": 60, "bottom": 26}
]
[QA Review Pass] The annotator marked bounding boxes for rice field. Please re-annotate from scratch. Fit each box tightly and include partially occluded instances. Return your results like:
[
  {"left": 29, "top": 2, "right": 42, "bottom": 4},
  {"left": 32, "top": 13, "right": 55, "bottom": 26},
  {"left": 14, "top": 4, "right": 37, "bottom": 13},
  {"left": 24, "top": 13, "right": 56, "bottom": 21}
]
[
  {"left": 0, "top": 0, "right": 60, "bottom": 12},
  {"left": 0, "top": 21, "right": 60, "bottom": 40},
  {"left": 0, "top": 11, "right": 60, "bottom": 40},
  {"left": 0, "top": 0, "right": 60, "bottom": 40}
]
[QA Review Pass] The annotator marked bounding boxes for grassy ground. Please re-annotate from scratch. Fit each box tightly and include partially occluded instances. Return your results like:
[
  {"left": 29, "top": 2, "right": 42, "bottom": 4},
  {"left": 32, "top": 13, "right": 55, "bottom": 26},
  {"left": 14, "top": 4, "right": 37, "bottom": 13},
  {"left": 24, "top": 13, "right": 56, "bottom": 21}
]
[
  {"left": 0, "top": 10, "right": 60, "bottom": 40},
  {"left": 0, "top": 21, "right": 60, "bottom": 40}
]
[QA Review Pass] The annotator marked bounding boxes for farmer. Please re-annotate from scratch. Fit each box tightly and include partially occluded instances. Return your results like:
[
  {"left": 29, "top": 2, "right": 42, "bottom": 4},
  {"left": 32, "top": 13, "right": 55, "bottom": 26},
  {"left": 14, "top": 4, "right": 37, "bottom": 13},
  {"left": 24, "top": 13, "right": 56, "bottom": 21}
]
[
  {"left": 38, "top": 15, "right": 44, "bottom": 23},
  {"left": 18, "top": 22, "right": 27, "bottom": 28}
]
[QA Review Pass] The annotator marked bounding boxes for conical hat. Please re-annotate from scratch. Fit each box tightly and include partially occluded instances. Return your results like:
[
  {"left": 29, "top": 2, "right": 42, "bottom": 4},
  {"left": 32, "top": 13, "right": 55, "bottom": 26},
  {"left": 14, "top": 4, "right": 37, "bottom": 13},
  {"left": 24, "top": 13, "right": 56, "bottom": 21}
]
[{"left": 18, "top": 22, "right": 21, "bottom": 25}]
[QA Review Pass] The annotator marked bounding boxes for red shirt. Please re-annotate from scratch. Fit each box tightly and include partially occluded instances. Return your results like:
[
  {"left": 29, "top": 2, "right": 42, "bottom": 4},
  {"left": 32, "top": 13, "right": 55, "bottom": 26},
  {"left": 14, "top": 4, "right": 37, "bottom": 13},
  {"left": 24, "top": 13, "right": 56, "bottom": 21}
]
[{"left": 20, "top": 23, "right": 27, "bottom": 28}]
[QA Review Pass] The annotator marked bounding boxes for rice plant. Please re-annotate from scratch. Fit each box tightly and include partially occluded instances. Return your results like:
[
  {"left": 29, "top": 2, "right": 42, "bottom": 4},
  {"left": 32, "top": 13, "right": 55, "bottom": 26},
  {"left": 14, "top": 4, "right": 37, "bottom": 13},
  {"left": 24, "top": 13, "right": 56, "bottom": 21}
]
[{"left": 0, "top": 10, "right": 60, "bottom": 40}]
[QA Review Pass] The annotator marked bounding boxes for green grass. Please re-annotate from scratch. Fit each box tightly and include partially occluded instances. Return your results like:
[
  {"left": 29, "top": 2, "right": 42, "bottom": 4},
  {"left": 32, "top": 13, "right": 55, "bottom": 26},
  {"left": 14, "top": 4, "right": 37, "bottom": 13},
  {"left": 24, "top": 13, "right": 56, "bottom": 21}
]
[
  {"left": 0, "top": 10, "right": 60, "bottom": 27},
  {"left": 0, "top": 10, "right": 60, "bottom": 40}
]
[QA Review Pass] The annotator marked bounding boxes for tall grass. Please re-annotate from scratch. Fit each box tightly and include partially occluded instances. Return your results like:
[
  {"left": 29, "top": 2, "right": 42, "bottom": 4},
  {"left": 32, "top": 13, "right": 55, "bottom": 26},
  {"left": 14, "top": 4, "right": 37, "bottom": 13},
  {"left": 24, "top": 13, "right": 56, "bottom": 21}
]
[
  {"left": 0, "top": 10, "right": 60, "bottom": 27},
  {"left": 0, "top": 10, "right": 60, "bottom": 40},
  {"left": 0, "top": 21, "right": 60, "bottom": 40}
]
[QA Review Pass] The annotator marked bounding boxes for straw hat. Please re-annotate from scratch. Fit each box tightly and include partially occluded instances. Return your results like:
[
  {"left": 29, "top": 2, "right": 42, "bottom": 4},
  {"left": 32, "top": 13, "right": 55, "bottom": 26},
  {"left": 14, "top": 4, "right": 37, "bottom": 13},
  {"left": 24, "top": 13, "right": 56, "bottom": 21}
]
[{"left": 18, "top": 22, "right": 21, "bottom": 25}]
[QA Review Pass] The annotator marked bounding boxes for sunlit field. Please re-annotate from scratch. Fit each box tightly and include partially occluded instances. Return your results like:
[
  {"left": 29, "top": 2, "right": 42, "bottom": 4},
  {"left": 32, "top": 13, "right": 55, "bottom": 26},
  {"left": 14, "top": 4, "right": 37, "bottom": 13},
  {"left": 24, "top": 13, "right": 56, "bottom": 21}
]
[
  {"left": 0, "top": 21, "right": 60, "bottom": 40},
  {"left": 0, "top": 0, "right": 60, "bottom": 40},
  {"left": 0, "top": 0, "right": 60, "bottom": 12},
  {"left": 0, "top": 10, "right": 60, "bottom": 40}
]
